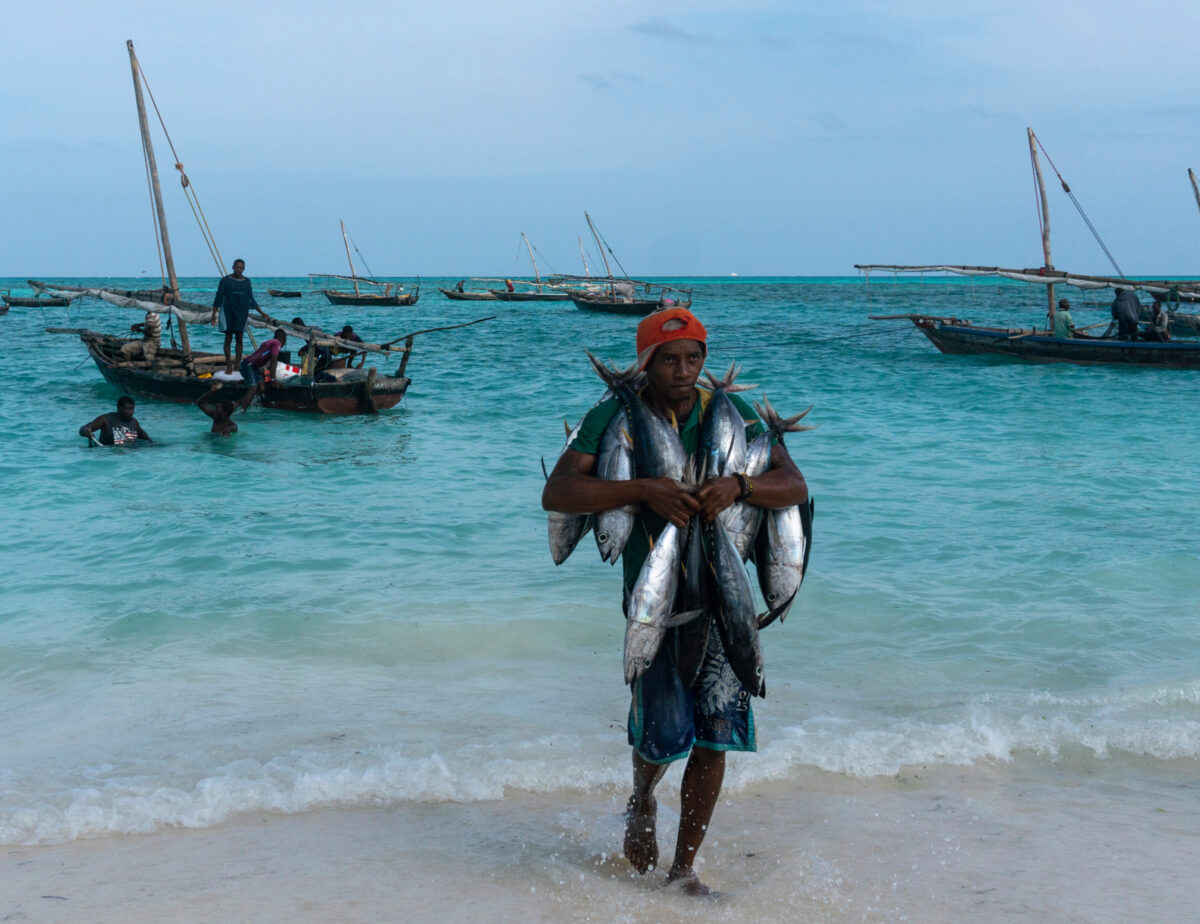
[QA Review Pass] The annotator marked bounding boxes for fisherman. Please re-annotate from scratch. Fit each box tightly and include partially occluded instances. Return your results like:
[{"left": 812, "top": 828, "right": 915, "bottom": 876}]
[
  {"left": 1052, "top": 298, "right": 1076, "bottom": 339},
  {"left": 339, "top": 324, "right": 366, "bottom": 369},
  {"left": 505, "top": 279, "right": 515, "bottom": 293},
  {"left": 119, "top": 308, "right": 162, "bottom": 364},
  {"left": 237, "top": 328, "right": 287, "bottom": 412},
  {"left": 541, "top": 308, "right": 808, "bottom": 897},
  {"left": 1144, "top": 296, "right": 1171, "bottom": 342},
  {"left": 1110, "top": 287, "right": 1141, "bottom": 340},
  {"left": 196, "top": 385, "right": 239, "bottom": 436},
  {"left": 79, "top": 396, "right": 151, "bottom": 445},
  {"left": 455, "top": 279, "right": 466, "bottom": 293},
  {"left": 211, "top": 258, "right": 262, "bottom": 374},
  {"left": 292, "top": 317, "right": 332, "bottom": 372}
]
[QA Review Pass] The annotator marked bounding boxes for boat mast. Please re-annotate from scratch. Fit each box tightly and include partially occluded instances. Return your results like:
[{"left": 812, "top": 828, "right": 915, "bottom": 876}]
[
  {"left": 127, "top": 40, "right": 190, "bottom": 355},
  {"left": 1189, "top": 169, "right": 1200, "bottom": 218},
  {"left": 341, "top": 220, "right": 360, "bottom": 295},
  {"left": 521, "top": 232, "right": 541, "bottom": 284},
  {"left": 585, "top": 211, "right": 613, "bottom": 280},
  {"left": 1028, "top": 127, "right": 1055, "bottom": 331},
  {"left": 578, "top": 237, "right": 591, "bottom": 277}
]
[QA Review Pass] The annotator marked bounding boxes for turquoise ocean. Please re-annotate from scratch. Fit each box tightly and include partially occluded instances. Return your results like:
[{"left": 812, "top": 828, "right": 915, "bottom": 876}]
[{"left": 2, "top": 275, "right": 1198, "bottom": 853}]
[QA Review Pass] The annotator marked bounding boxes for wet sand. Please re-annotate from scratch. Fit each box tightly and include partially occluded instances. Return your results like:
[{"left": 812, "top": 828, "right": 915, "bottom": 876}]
[{"left": 3, "top": 754, "right": 1197, "bottom": 922}]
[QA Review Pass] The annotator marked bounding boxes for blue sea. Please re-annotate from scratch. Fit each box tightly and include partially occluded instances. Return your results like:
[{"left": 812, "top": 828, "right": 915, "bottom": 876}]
[{"left": 1, "top": 275, "right": 1198, "bottom": 915}]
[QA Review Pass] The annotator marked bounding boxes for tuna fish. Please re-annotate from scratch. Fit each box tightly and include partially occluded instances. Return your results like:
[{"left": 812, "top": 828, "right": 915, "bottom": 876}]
[
  {"left": 708, "top": 517, "right": 766, "bottom": 697},
  {"left": 593, "top": 407, "right": 636, "bottom": 563}
]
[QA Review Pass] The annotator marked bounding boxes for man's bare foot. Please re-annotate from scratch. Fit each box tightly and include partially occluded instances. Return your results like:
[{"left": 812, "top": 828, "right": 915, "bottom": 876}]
[
  {"left": 623, "top": 794, "right": 658, "bottom": 874},
  {"left": 666, "top": 866, "right": 719, "bottom": 898}
]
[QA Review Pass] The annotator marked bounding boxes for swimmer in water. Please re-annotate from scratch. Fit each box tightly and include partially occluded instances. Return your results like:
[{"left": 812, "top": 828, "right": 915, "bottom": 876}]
[
  {"left": 196, "top": 385, "right": 239, "bottom": 436},
  {"left": 79, "top": 396, "right": 151, "bottom": 445}
]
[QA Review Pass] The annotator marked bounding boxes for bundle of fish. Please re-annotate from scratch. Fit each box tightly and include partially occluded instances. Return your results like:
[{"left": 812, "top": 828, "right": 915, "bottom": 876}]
[{"left": 547, "top": 357, "right": 814, "bottom": 699}]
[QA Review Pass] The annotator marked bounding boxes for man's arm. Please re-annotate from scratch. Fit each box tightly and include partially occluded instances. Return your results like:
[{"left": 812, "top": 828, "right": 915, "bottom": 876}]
[
  {"left": 695, "top": 443, "right": 808, "bottom": 521},
  {"left": 78, "top": 415, "right": 106, "bottom": 438},
  {"left": 195, "top": 386, "right": 222, "bottom": 419},
  {"left": 211, "top": 277, "right": 225, "bottom": 323},
  {"left": 542, "top": 448, "right": 700, "bottom": 529},
  {"left": 134, "top": 419, "right": 152, "bottom": 442}
]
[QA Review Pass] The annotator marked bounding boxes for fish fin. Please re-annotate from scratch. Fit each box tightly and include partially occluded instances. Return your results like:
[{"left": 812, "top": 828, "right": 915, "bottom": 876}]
[
  {"left": 563, "top": 419, "right": 572, "bottom": 438},
  {"left": 662, "top": 608, "right": 705, "bottom": 628}
]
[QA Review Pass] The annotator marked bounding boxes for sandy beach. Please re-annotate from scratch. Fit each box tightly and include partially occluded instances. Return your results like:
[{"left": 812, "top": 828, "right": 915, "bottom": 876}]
[{"left": 4, "top": 753, "right": 1196, "bottom": 923}]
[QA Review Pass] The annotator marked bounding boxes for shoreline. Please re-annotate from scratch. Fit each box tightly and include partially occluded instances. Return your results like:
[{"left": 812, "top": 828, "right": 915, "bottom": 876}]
[{"left": 4, "top": 755, "right": 1195, "bottom": 922}]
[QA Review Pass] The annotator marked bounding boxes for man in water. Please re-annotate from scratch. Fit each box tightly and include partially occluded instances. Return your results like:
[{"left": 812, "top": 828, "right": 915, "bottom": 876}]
[
  {"left": 211, "top": 258, "right": 262, "bottom": 374},
  {"left": 1053, "top": 298, "right": 1076, "bottom": 339},
  {"left": 541, "top": 308, "right": 808, "bottom": 896},
  {"left": 79, "top": 396, "right": 151, "bottom": 445},
  {"left": 196, "top": 385, "right": 238, "bottom": 436},
  {"left": 119, "top": 309, "right": 162, "bottom": 364},
  {"left": 237, "top": 329, "right": 287, "bottom": 412}
]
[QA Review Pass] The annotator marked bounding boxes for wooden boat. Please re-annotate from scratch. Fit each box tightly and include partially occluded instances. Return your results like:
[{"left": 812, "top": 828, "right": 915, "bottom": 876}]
[
  {"left": 858, "top": 128, "right": 1200, "bottom": 366},
  {"left": 39, "top": 43, "right": 491, "bottom": 416},
  {"left": 313, "top": 221, "right": 420, "bottom": 306},
  {"left": 485, "top": 233, "right": 571, "bottom": 301},
  {"left": 556, "top": 213, "right": 692, "bottom": 315},
  {"left": 439, "top": 287, "right": 497, "bottom": 301},
  {"left": 267, "top": 288, "right": 303, "bottom": 298}
]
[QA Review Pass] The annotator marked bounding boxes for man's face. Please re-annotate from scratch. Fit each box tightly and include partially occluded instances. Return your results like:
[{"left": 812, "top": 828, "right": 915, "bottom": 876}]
[
  {"left": 646, "top": 339, "right": 705, "bottom": 402},
  {"left": 233, "top": 261, "right": 245, "bottom": 275},
  {"left": 118, "top": 402, "right": 135, "bottom": 422}
]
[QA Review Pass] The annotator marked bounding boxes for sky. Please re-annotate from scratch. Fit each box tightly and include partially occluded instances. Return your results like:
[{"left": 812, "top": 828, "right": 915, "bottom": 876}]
[{"left": 3, "top": 0, "right": 1200, "bottom": 277}]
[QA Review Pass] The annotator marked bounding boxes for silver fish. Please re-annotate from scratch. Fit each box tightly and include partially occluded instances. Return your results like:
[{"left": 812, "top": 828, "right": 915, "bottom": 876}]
[
  {"left": 709, "top": 518, "right": 765, "bottom": 697},
  {"left": 674, "top": 514, "right": 711, "bottom": 690},
  {"left": 594, "top": 407, "right": 636, "bottom": 563},
  {"left": 623, "top": 522, "right": 702, "bottom": 685},
  {"left": 719, "top": 428, "right": 772, "bottom": 560},
  {"left": 588, "top": 352, "right": 685, "bottom": 480},
  {"left": 699, "top": 364, "right": 750, "bottom": 481}
]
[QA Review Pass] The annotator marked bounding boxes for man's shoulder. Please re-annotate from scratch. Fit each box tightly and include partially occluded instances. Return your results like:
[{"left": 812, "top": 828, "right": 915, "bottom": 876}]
[{"left": 567, "top": 397, "right": 622, "bottom": 456}]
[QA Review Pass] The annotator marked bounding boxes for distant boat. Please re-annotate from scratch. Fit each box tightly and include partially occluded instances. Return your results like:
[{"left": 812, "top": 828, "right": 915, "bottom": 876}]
[
  {"left": 439, "top": 286, "right": 498, "bottom": 301},
  {"left": 553, "top": 212, "right": 691, "bottom": 315},
  {"left": 312, "top": 220, "right": 420, "bottom": 306},
  {"left": 267, "top": 288, "right": 303, "bottom": 298},
  {"left": 859, "top": 127, "right": 1200, "bottom": 367},
  {"left": 487, "top": 233, "right": 571, "bottom": 301}
]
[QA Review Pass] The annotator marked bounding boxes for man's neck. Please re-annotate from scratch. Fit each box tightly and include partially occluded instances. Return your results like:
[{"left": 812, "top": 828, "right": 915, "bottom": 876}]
[{"left": 643, "top": 387, "right": 697, "bottom": 428}]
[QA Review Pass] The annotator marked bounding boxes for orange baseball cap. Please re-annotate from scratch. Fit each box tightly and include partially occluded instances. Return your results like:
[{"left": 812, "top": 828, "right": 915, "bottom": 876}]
[{"left": 636, "top": 308, "right": 707, "bottom": 369}]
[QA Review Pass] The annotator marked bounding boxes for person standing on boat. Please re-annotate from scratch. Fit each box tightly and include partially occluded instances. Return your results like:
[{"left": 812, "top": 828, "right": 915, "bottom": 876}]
[
  {"left": 1110, "top": 288, "right": 1141, "bottom": 341},
  {"left": 79, "top": 396, "right": 151, "bottom": 445},
  {"left": 237, "top": 329, "right": 288, "bottom": 412},
  {"left": 119, "top": 308, "right": 162, "bottom": 363},
  {"left": 541, "top": 308, "right": 809, "bottom": 897},
  {"left": 211, "top": 259, "right": 261, "bottom": 374},
  {"left": 1052, "top": 298, "right": 1076, "bottom": 339},
  {"left": 455, "top": 279, "right": 465, "bottom": 293}
]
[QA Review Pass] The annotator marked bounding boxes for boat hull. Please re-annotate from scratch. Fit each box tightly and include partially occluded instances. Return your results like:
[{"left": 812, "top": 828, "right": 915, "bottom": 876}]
[
  {"left": 323, "top": 289, "right": 418, "bottom": 307},
  {"left": 487, "top": 290, "right": 570, "bottom": 302},
  {"left": 81, "top": 334, "right": 409, "bottom": 414},
  {"left": 267, "top": 289, "right": 304, "bottom": 298},
  {"left": 569, "top": 294, "right": 691, "bottom": 315},
  {"left": 914, "top": 319, "right": 1200, "bottom": 368},
  {"left": 439, "top": 288, "right": 497, "bottom": 301}
]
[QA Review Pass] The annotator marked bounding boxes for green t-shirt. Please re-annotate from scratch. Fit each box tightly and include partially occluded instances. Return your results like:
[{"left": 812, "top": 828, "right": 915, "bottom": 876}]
[
  {"left": 1053, "top": 310, "right": 1075, "bottom": 339},
  {"left": 568, "top": 387, "right": 767, "bottom": 591}
]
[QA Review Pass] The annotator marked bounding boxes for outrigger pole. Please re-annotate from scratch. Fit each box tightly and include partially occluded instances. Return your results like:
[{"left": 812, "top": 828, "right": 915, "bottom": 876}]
[
  {"left": 1028, "top": 127, "right": 1055, "bottom": 332},
  {"left": 128, "top": 39, "right": 191, "bottom": 357}
]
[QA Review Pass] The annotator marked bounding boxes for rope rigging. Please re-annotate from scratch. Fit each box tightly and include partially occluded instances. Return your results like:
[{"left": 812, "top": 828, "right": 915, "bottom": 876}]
[{"left": 1033, "top": 135, "right": 1126, "bottom": 280}]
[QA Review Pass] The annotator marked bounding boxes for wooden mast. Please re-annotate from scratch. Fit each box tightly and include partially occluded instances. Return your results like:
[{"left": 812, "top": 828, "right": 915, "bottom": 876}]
[
  {"left": 1028, "top": 127, "right": 1055, "bottom": 332},
  {"left": 128, "top": 39, "right": 191, "bottom": 356},
  {"left": 585, "top": 211, "right": 614, "bottom": 281},
  {"left": 1189, "top": 169, "right": 1200, "bottom": 218},
  {"left": 340, "top": 220, "right": 360, "bottom": 295},
  {"left": 521, "top": 232, "right": 541, "bottom": 285},
  {"left": 578, "top": 237, "right": 591, "bottom": 277}
]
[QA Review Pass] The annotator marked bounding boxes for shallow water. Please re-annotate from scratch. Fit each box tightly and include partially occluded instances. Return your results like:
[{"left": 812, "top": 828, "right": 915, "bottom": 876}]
[{"left": 1, "top": 275, "right": 1198, "bottom": 847}]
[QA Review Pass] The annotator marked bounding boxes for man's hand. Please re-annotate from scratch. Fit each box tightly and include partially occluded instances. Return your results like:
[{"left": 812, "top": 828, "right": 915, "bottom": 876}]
[
  {"left": 640, "top": 477, "right": 701, "bottom": 529},
  {"left": 696, "top": 476, "right": 741, "bottom": 522}
]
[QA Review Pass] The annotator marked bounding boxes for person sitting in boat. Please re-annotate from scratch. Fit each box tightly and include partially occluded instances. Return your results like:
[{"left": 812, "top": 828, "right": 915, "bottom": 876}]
[
  {"left": 1110, "top": 288, "right": 1141, "bottom": 341},
  {"left": 339, "top": 324, "right": 367, "bottom": 369},
  {"left": 292, "top": 317, "right": 333, "bottom": 372},
  {"left": 196, "top": 385, "right": 238, "bottom": 436},
  {"left": 1052, "top": 298, "right": 1076, "bottom": 339},
  {"left": 237, "top": 329, "right": 288, "bottom": 412},
  {"left": 211, "top": 258, "right": 262, "bottom": 375},
  {"left": 1143, "top": 297, "right": 1171, "bottom": 342},
  {"left": 79, "top": 396, "right": 151, "bottom": 446},
  {"left": 119, "top": 309, "right": 162, "bottom": 364}
]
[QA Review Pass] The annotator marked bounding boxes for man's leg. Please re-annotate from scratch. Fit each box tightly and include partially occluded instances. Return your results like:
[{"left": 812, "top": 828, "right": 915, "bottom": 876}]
[
  {"left": 667, "top": 746, "right": 725, "bottom": 895},
  {"left": 624, "top": 751, "right": 667, "bottom": 874},
  {"left": 234, "top": 331, "right": 245, "bottom": 368},
  {"left": 223, "top": 332, "right": 234, "bottom": 374}
]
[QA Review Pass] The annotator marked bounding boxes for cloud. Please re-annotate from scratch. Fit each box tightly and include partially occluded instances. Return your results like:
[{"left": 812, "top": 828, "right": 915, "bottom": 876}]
[{"left": 627, "top": 17, "right": 713, "bottom": 44}]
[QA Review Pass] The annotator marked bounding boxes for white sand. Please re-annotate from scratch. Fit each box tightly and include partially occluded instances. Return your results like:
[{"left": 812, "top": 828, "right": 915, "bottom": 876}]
[{"left": 3, "top": 754, "right": 1197, "bottom": 923}]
